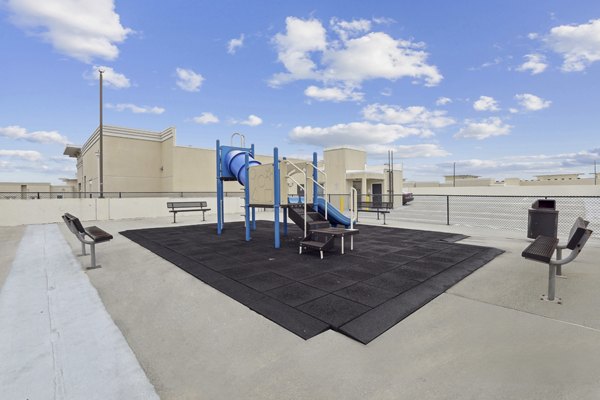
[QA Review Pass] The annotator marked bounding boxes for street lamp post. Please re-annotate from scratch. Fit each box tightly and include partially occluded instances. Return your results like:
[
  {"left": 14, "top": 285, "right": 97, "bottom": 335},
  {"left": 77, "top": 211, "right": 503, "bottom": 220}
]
[{"left": 99, "top": 69, "right": 104, "bottom": 198}]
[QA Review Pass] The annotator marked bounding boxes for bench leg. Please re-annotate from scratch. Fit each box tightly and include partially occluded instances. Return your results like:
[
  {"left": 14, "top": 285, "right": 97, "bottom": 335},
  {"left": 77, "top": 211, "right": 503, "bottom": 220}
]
[
  {"left": 556, "top": 248, "right": 565, "bottom": 278},
  {"left": 383, "top": 213, "right": 387, "bottom": 225},
  {"left": 88, "top": 243, "right": 101, "bottom": 270},
  {"left": 81, "top": 242, "right": 87, "bottom": 256},
  {"left": 202, "top": 211, "right": 206, "bottom": 222},
  {"left": 173, "top": 212, "right": 176, "bottom": 223},
  {"left": 541, "top": 264, "right": 560, "bottom": 303}
]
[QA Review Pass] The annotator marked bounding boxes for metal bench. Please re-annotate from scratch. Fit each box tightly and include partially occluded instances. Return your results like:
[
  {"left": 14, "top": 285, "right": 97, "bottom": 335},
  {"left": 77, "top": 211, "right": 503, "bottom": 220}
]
[
  {"left": 522, "top": 217, "right": 593, "bottom": 303},
  {"left": 62, "top": 213, "right": 113, "bottom": 269},
  {"left": 167, "top": 201, "right": 211, "bottom": 223},
  {"left": 356, "top": 209, "right": 391, "bottom": 224}
]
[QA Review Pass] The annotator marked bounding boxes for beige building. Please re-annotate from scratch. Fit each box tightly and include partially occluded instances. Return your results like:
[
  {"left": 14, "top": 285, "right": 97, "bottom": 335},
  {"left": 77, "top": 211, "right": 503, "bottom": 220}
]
[
  {"left": 0, "top": 179, "right": 76, "bottom": 199},
  {"left": 64, "top": 126, "right": 403, "bottom": 199}
]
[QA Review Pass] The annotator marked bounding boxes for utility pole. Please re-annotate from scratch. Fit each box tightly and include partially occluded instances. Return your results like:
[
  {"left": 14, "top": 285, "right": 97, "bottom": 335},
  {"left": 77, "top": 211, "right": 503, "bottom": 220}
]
[
  {"left": 99, "top": 69, "right": 104, "bottom": 198},
  {"left": 453, "top": 162, "right": 456, "bottom": 187}
]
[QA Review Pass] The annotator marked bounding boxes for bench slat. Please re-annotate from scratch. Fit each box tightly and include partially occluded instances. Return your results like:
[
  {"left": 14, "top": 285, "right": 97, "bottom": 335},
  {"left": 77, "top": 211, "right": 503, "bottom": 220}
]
[
  {"left": 85, "top": 226, "right": 114, "bottom": 242},
  {"left": 522, "top": 236, "right": 559, "bottom": 263}
]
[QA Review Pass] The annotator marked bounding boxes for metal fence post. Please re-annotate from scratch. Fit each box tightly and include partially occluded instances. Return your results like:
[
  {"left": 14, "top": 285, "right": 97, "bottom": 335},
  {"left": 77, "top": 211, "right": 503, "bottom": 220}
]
[
  {"left": 446, "top": 195, "right": 450, "bottom": 225},
  {"left": 37, "top": 192, "right": 40, "bottom": 199}
]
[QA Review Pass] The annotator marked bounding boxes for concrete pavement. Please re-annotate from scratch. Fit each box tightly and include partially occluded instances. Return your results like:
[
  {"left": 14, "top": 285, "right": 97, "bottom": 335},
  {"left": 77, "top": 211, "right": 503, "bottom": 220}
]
[{"left": 2, "top": 211, "right": 600, "bottom": 399}]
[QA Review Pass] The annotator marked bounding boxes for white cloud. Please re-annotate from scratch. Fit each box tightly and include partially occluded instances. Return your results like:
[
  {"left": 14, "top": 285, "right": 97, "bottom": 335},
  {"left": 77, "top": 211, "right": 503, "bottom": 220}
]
[
  {"left": 515, "top": 93, "right": 551, "bottom": 111},
  {"left": 270, "top": 17, "right": 442, "bottom": 91},
  {"left": 106, "top": 103, "right": 165, "bottom": 114},
  {"left": 84, "top": 66, "right": 130, "bottom": 89},
  {"left": 176, "top": 68, "right": 204, "bottom": 92},
  {"left": 435, "top": 97, "right": 452, "bottom": 106},
  {"left": 7, "top": 0, "right": 132, "bottom": 63},
  {"left": 271, "top": 17, "right": 327, "bottom": 85},
  {"left": 473, "top": 96, "right": 500, "bottom": 112},
  {"left": 365, "top": 143, "right": 450, "bottom": 158},
  {"left": 454, "top": 117, "right": 512, "bottom": 140},
  {"left": 227, "top": 34, "right": 244, "bottom": 54},
  {"left": 193, "top": 112, "right": 219, "bottom": 124},
  {"left": 240, "top": 115, "right": 262, "bottom": 126},
  {"left": 0, "top": 149, "right": 43, "bottom": 161},
  {"left": 516, "top": 53, "right": 547, "bottom": 75},
  {"left": 362, "top": 104, "right": 455, "bottom": 132},
  {"left": 0, "top": 125, "right": 69, "bottom": 145},
  {"left": 544, "top": 18, "right": 600, "bottom": 72},
  {"left": 290, "top": 121, "right": 429, "bottom": 148},
  {"left": 304, "top": 85, "right": 364, "bottom": 102},
  {"left": 330, "top": 17, "right": 371, "bottom": 41}
]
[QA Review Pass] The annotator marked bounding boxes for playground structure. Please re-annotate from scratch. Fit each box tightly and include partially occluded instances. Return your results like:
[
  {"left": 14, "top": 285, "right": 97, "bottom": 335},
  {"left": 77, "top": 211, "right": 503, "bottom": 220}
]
[{"left": 216, "top": 135, "right": 358, "bottom": 255}]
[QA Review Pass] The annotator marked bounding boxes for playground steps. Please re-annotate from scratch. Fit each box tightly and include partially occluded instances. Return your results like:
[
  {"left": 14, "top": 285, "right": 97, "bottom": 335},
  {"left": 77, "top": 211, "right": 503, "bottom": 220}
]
[
  {"left": 288, "top": 203, "right": 336, "bottom": 258},
  {"left": 299, "top": 231, "right": 335, "bottom": 260},
  {"left": 287, "top": 204, "right": 331, "bottom": 232}
]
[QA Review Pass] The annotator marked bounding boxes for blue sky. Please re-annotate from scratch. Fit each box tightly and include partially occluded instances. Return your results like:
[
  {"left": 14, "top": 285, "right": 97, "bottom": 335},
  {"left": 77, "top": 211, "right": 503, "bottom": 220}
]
[{"left": 1, "top": 0, "right": 600, "bottom": 184}]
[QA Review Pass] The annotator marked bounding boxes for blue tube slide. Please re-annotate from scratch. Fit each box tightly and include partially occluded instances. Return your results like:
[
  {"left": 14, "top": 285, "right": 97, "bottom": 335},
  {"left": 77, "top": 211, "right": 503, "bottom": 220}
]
[
  {"left": 315, "top": 197, "right": 352, "bottom": 228},
  {"left": 224, "top": 150, "right": 261, "bottom": 186}
]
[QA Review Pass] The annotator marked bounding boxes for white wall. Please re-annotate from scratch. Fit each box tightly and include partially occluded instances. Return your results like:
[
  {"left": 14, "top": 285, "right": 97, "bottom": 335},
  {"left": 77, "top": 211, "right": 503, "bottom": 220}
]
[
  {"left": 0, "top": 197, "right": 242, "bottom": 227},
  {"left": 409, "top": 185, "right": 600, "bottom": 196}
]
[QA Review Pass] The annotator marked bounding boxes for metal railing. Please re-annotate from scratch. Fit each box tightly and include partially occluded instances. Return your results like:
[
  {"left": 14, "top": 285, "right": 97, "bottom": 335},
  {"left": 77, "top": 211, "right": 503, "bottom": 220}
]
[
  {"left": 3, "top": 191, "right": 598, "bottom": 241},
  {"left": 0, "top": 191, "right": 244, "bottom": 200}
]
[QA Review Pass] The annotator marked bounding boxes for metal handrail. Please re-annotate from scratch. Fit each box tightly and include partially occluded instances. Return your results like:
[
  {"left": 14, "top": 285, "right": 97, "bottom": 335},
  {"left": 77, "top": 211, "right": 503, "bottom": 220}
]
[
  {"left": 310, "top": 162, "right": 328, "bottom": 220},
  {"left": 350, "top": 187, "right": 358, "bottom": 230},
  {"left": 284, "top": 160, "right": 308, "bottom": 238},
  {"left": 230, "top": 132, "right": 245, "bottom": 147}
]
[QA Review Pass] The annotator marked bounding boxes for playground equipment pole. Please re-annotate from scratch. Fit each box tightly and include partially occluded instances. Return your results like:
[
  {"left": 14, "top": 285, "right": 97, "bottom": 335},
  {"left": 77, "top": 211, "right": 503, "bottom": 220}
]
[
  {"left": 244, "top": 152, "right": 250, "bottom": 241},
  {"left": 251, "top": 144, "right": 256, "bottom": 231},
  {"left": 216, "top": 140, "right": 223, "bottom": 235},
  {"left": 274, "top": 147, "right": 281, "bottom": 248},
  {"left": 312, "top": 152, "right": 318, "bottom": 208}
]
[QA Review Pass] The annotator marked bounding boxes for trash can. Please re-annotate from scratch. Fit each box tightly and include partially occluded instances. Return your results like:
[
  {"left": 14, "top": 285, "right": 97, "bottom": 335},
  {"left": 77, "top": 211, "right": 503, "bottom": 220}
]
[{"left": 527, "top": 199, "right": 558, "bottom": 239}]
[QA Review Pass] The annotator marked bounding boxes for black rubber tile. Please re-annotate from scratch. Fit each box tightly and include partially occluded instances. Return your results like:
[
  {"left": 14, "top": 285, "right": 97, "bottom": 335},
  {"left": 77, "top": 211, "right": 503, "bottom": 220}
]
[
  {"left": 297, "top": 294, "right": 371, "bottom": 328},
  {"left": 330, "top": 265, "right": 377, "bottom": 281},
  {"left": 266, "top": 282, "right": 328, "bottom": 307},
  {"left": 220, "top": 264, "right": 268, "bottom": 280},
  {"left": 248, "top": 296, "right": 329, "bottom": 340},
  {"left": 338, "top": 282, "right": 442, "bottom": 344},
  {"left": 363, "top": 272, "right": 421, "bottom": 294},
  {"left": 272, "top": 264, "right": 324, "bottom": 280},
  {"left": 210, "top": 278, "right": 265, "bottom": 305},
  {"left": 302, "top": 273, "right": 356, "bottom": 292},
  {"left": 335, "top": 283, "right": 398, "bottom": 308},
  {"left": 239, "top": 272, "right": 293, "bottom": 292}
]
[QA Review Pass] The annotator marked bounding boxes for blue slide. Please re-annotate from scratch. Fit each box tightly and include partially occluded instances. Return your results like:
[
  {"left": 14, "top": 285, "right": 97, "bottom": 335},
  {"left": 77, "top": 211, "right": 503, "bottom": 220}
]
[
  {"left": 224, "top": 150, "right": 261, "bottom": 186},
  {"left": 314, "top": 197, "right": 352, "bottom": 228}
]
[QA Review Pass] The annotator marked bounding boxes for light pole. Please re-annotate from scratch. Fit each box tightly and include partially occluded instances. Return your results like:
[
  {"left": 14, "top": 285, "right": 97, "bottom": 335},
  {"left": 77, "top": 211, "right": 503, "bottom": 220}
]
[{"left": 99, "top": 69, "right": 104, "bottom": 198}]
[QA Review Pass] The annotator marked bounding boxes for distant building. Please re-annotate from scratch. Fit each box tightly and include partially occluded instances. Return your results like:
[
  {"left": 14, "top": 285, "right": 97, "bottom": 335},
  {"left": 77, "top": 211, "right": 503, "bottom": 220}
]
[
  {"left": 0, "top": 178, "right": 76, "bottom": 199},
  {"left": 534, "top": 173, "right": 582, "bottom": 181},
  {"left": 63, "top": 125, "right": 403, "bottom": 199}
]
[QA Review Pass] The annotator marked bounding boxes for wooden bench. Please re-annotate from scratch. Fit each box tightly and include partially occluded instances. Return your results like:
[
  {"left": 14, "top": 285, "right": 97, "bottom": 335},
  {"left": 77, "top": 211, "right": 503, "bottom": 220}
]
[
  {"left": 357, "top": 209, "right": 391, "bottom": 224},
  {"left": 62, "top": 213, "right": 113, "bottom": 269},
  {"left": 522, "top": 217, "right": 593, "bottom": 302},
  {"left": 167, "top": 201, "right": 211, "bottom": 223}
]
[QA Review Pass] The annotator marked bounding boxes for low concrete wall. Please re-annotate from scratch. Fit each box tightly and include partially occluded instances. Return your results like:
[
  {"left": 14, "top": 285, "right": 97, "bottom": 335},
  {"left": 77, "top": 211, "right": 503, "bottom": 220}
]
[
  {"left": 409, "top": 185, "right": 600, "bottom": 196},
  {"left": 0, "top": 197, "right": 242, "bottom": 227}
]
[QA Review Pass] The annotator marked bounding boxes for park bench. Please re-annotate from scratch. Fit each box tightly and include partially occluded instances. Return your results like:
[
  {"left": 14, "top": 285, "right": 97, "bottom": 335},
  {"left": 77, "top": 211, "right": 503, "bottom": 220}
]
[
  {"left": 167, "top": 201, "right": 211, "bottom": 223},
  {"left": 522, "top": 217, "right": 593, "bottom": 303},
  {"left": 357, "top": 201, "right": 392, "bottom": 225},
  {"left": 62, "top": 213, "right": 113, "bottom": 270}
]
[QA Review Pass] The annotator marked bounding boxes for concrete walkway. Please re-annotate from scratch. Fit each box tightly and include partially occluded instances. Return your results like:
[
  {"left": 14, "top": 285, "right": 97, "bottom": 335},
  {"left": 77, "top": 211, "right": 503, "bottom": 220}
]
[{"left": 0, "top": 224, "right": 158, "bottom": 400}]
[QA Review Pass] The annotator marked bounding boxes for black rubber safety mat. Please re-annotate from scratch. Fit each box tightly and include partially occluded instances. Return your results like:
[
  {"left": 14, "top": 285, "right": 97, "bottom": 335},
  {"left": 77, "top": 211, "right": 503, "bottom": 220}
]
[{"left": 121, "top": 221, "right": 502, "bottom": 344}]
